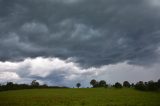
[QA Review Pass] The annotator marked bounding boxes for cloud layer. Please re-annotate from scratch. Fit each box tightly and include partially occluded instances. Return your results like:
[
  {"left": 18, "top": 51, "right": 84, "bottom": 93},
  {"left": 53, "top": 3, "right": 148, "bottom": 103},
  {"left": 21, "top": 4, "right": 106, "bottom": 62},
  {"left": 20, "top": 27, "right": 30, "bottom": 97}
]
[
  {"left": 0, "top": 0, "right": 160, "bottom": 86},
  {"left": 0, "top": 57, "right": 159, "bottom": 87},
  {"left": 0, "top": 0, "right": 160, "bottom": 67}
]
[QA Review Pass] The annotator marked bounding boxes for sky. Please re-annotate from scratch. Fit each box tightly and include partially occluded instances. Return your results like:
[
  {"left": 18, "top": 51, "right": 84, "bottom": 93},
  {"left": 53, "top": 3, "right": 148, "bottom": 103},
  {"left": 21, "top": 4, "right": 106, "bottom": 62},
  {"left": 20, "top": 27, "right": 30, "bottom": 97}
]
[{"left": 0, "top": 0, "right": 160, "bottom": 87}]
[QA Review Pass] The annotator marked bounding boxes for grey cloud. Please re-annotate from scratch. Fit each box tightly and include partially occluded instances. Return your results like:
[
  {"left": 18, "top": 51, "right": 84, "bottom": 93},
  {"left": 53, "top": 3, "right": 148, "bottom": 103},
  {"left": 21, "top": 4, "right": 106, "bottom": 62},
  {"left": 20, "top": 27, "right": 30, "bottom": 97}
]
[
  {"left": 0, "top": 0, "right": 160, "bottom": 67},
  {"left": 0, "top": 58, "right": 160, "bottom": 87}
]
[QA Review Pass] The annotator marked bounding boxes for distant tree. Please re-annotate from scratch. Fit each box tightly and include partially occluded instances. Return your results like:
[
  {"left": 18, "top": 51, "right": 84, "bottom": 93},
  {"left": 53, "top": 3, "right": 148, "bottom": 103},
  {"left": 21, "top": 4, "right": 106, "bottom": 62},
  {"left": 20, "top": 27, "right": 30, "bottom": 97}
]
[
  {"left": 123, "top": 81, "right": 130, "bottom": 88},
  {"left": 31, "top": 80, "right": 39, "bottom": 87},
  {"left": 5, "top": 82, "right": 14, "bottom": 90},
  {"left": 158, "top": 79, "right": 160, "bottom": 88},
  {"left": 134, "top": 80, "right": 160, "bottom": 91},
  {"left": 19, "top": 84, "right": 29, "bottom": 89},
  {"left": 90, "top": 79, "right": 97, "bottom": 87},
  {"left": 114, "top": 82, "right": 122, "bottom": 88},
  {"left": 76, "top": 83, "right": 81, "bottom": 88},
  {"left": 93, "top": 81, "right": 100, "bottom": 88},
  {"left": 0, "top": 83, "right": 2, "bottom": 91},
  {"left": 147, "top": 80, "right": 158, "bottom": 91},
  {"left": 131, "top": 83, "right": 135, "bottom": 87},
  {"left": 42, "top": 84, "right": 48, "bottom": 87},
  {"left": 144, "top": 82, "right": 148, "bottom": 86},
  {"left": 6, "top": 82, "right": 14, "bottom": 87},
  {"left": 99, "top": 80, "right": 107, "bottom": 87},
  {"left": 135, "top": 81, "right": 146, "bottom": 91}
]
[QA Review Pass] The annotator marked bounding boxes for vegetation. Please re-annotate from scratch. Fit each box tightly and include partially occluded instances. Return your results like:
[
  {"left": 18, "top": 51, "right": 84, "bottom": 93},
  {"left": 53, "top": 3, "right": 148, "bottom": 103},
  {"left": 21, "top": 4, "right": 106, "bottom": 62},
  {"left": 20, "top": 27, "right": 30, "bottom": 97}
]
[
  {"left": 114, "top": 82, "right": 122, "bottom": 88},
  {"left": 0, "top": 79, "right": 160, "bottom": 106},
  {"left": 90, "top": 79, "right": 97, "bottom": 87},
  {"left": 31, "top": 80, "right": 40, "bottom": 87},
  {"left": 90, "top": 79, "right": 108, "bottom": 88},
  {"left": 123, "top": 81, "right": 131, "bottom": 88},
  {"left": 0, "top": 80, "right": 68, "bottom": 92},
  {"left": 135, "top": 80, "right": 159, "bottom": 91},
  {"left": 0, "top": 88, "right": 159, "bottom": 106},
  {"left": 76, "top": 83, "right": 81, "bottom": 88},
  {"left": 1, "top": 79, "right": 160, "bottom": 92}
]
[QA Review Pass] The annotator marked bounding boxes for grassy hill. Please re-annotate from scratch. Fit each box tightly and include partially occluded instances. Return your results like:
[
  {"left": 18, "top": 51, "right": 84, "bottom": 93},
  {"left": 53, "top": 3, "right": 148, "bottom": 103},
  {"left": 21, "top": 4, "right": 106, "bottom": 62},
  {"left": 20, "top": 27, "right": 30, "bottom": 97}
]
[{"left": 0, "top": 88, "right": 159, "bottom": 106}]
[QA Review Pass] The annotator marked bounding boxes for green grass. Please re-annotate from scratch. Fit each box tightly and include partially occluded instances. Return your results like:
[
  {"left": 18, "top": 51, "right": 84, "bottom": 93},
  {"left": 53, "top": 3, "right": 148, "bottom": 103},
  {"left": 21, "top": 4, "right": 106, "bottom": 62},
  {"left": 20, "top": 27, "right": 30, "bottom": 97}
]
[{"left": 0, "top": 88, "right": 159, "bottom": 106}]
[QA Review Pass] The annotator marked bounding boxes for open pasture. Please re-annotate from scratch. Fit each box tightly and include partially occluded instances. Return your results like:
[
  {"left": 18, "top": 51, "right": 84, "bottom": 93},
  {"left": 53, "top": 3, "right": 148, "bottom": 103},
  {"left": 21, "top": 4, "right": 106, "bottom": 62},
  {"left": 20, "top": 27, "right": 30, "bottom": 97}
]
[{"left": 0, "top": 88, "right": 159, "bottom": 106}]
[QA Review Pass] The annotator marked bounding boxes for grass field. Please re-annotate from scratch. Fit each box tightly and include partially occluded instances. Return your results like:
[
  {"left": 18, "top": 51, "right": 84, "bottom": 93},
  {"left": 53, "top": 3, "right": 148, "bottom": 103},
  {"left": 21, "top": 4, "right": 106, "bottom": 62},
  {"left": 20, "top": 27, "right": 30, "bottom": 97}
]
[{"left": 0, "top": 88, "right": 159, "bottom": 106}]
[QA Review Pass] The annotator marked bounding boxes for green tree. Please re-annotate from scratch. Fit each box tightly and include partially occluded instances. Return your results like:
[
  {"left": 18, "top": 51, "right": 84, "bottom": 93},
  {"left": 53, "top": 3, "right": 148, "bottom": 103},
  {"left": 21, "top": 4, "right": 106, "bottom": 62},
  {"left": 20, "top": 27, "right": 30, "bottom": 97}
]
[
  {"left": 6, "top": 82, "right": 14, "bottom": 87},
  {"left": 158, "top": 79, "right": 160, "bottom": 88},
  {"left": 114, "top": 82, "right": 122, "bottom": 88},
  {"left": 131, "top": 83, "right": 135, "bottom": 87},
  {"left": 31, "top": 80, "right": 39, "bottom": 87},
  {"left": 135, "top": 81, "right": 146, "bottom": 91},
  {"left": 123, "top": 81, "right": 130, "bottom": 87},
  {"left": 76, "top": 83, "right": 81, "bottom": 88},
  {"left": 99, "top": 80, "right": 107, "bottom": 87},
  {"left": 90, "top": 79, "right": 97, "bottom": 87},
  {"left": 147, "top": 80, "right": 158, "bottom": 91}
]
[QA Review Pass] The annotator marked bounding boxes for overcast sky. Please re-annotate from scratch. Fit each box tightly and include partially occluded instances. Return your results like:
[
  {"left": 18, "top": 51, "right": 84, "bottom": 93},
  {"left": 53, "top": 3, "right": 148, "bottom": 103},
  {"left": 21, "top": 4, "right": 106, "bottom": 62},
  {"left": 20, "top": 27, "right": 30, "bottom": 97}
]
[{"left": 0, "top": 0, "right": 160, "bottom": 87}]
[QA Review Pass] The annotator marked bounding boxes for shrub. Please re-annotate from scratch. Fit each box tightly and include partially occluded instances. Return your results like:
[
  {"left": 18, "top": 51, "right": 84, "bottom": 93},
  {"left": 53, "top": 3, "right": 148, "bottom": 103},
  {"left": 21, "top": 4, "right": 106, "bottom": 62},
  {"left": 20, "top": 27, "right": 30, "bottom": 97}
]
[
  {"left": 114, "top": 82, "right": 122, "bottom": 88},
  {"left": 123, "top": 81, "right": 130, "bottom": 88},
  {"left": 135, "top": 81, "right": 146, "bottom": 91}
]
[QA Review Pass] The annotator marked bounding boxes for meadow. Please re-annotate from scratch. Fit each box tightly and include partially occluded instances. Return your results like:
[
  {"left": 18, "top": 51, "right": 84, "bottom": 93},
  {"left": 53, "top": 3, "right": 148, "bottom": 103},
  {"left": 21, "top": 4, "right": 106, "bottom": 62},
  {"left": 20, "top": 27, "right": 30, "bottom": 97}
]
[{"left": 0, "top": 88, "right": 159, "bottom": 106}]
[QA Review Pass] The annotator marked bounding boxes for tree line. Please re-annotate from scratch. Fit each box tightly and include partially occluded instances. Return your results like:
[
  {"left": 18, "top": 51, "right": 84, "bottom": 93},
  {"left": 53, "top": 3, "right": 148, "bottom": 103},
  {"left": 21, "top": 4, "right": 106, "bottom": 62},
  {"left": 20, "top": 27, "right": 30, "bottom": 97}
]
[
  {"left": 76, "top": 79, "right": 160, "bottom": 91},
  {"left": 0, "top": 80, "right": 68, "bottom": 92},
  {"left": 1, "top": 79, "right": 160, "bottom": 92}
]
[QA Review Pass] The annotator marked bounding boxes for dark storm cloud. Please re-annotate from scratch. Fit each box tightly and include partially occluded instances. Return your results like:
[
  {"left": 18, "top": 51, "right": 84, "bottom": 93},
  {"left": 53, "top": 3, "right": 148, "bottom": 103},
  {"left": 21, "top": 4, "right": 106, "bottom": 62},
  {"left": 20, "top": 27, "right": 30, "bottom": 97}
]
[{"left": 0, "top": 0, "right": 160, "bottom": 67}]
